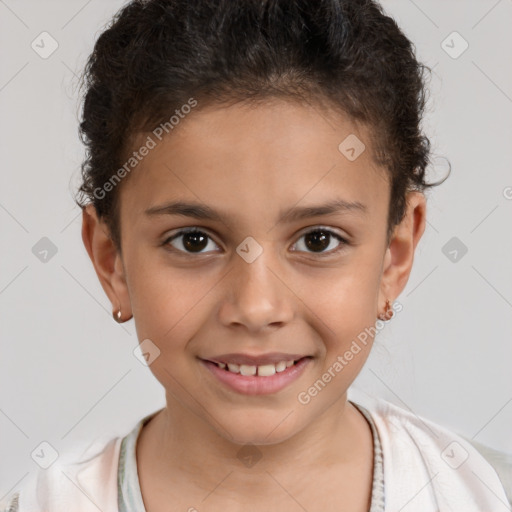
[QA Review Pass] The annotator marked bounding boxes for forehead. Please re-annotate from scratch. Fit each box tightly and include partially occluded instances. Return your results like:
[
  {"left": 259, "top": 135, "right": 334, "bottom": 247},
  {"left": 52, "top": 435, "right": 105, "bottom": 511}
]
[{"left": 119, "top": 99, "right": 389, "bottom": 226}]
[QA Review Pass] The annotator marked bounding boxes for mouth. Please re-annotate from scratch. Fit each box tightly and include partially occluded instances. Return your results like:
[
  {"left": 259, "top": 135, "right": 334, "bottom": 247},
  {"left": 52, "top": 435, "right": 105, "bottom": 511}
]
[
  {"left": 202, "top": 356, "right": 311, "bottom": 377},
  {"left": 199, "top": 355, "right": 313, "bottom": 395}
]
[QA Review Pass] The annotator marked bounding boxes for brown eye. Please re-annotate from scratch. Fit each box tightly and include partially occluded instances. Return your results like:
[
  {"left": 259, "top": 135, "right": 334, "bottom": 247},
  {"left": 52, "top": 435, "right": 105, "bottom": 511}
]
[
  {"left": 292, "top": 228, "right": 348, "bottom": 255},
  {"left": 304, "top": 230, "right": 330, "bottom": 252},
  {"left": 164, "top": 228, "right": 219, "bottom": 254}
]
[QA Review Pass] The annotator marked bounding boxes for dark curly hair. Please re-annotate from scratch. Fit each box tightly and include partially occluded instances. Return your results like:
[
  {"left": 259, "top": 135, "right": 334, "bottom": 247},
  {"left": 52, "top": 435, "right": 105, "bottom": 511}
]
[{"left": 75, "top": 0, "right": 449, "bottom": 253}]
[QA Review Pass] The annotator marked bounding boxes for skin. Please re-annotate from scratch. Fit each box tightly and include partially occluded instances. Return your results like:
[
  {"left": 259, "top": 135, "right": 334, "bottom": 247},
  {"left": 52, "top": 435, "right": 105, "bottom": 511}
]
[{"left": 82, "top": 98, "right": 426, "bottom": 511}]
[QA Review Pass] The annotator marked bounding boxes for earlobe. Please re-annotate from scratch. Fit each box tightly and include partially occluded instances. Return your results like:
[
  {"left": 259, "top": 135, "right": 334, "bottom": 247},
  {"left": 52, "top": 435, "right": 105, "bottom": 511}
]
[
  {"left": 378, "top": 191, "right": 427, "bottom": 307},
  {"left": 81, "top": 204, "right": 133, "bottom": 321}
]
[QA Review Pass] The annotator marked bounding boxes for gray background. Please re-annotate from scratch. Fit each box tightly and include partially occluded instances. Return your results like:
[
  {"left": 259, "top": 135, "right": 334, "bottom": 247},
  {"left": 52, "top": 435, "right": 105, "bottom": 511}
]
[{"left": 1, "top": 0, "right": 511, "bottom": 497}]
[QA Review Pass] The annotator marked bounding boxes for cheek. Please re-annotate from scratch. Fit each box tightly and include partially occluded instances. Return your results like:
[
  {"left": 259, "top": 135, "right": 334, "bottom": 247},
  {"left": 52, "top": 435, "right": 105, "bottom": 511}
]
[
  {"left": 127, "top": 268, "right": 209, "bottom": 391},
  {"left": 299, "top": 259, "right": 381, "bottom": 364},
  {"left": 301, "top": 255, "right": 380, "bottom": 319},
  {"left": 128, "top": 259, "right": 221, "bottom": 362}
]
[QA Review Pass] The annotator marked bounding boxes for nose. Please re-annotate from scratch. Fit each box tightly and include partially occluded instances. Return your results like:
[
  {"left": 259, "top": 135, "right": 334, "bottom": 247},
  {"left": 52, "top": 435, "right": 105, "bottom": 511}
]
[{"left": 217, "top": 251, "right": 294, "bottom": 334}]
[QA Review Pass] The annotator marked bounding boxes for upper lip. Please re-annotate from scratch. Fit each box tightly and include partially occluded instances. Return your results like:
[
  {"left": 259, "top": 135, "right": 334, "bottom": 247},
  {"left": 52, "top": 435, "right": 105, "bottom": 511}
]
[{"left": 202, "top": 352, "right": 310, "bottom": 366}]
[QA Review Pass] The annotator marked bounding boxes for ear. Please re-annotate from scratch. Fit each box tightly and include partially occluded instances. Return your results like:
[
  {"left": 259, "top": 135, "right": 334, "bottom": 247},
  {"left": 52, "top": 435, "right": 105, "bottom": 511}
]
[
  {"left": 81, "top": 204, "right": 132, "bottom": 320},
  {"left": 379, "top": 191, "right": 427, "bottom": 308}
]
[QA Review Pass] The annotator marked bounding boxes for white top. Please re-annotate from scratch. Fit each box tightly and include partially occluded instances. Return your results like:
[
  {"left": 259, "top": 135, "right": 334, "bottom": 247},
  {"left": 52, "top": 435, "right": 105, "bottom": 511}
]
[
  {"left": 116, "top": 400, "right": 385, "bottom": 511},
  {"left": 2, "top": 393, "right": 511, "bottom": 511}
]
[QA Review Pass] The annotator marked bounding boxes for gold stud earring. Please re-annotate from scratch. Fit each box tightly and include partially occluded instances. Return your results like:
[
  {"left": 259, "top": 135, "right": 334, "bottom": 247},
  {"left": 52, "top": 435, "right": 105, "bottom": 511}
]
[
  {"left": 378, "top": 299, "right": 393, "bottom": 321},
  {"left": 113, "top": 307, "right": 123, "bottom": 323}
]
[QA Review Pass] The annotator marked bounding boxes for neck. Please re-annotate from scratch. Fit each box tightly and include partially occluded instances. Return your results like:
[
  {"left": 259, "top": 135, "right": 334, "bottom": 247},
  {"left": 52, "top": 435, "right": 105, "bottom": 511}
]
[{"left": 136, "top": 392, "right": 372, "bottom": 499}]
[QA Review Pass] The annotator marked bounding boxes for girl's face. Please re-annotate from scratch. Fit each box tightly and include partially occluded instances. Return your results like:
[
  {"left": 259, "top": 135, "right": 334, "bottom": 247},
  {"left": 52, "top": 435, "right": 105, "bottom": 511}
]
[{"left": 84, "top": 99, "right": 425, "bottom": 445}]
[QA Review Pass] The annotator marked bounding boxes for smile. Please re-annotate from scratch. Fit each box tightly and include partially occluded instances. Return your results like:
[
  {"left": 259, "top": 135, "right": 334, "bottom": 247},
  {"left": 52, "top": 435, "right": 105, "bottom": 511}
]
[{"left": 200, "top": 356, "right": 312, "bottom": 395}]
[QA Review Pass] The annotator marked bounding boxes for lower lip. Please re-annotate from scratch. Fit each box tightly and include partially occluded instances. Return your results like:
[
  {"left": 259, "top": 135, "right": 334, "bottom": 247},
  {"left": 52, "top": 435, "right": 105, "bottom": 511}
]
[{"left": 200, "top": 357, "right": 312, "bottom": 395}]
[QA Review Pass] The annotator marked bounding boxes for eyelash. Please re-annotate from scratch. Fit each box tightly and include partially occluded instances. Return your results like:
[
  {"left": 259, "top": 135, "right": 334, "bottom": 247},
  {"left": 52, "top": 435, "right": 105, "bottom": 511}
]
[{"left": 162, "top": 226, "right": 350, "bottom": 257}]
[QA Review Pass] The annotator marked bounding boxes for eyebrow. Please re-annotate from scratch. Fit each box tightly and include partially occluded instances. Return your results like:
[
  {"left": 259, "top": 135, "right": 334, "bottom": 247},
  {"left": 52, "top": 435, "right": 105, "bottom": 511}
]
[{"left": 144, "top": 198, "right": 368, "bottom": 223}]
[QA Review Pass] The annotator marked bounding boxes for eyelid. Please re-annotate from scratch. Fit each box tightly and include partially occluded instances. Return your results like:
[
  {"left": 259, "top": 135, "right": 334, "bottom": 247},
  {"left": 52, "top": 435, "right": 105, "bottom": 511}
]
[
  {"left": 296, "top": 224, "right": 348, "bottom": 240},
  {"left": 162, "top": 227, "right": 222, "bottom": 251},
  {"left": 290, "top": 225, "right": 350, "bottom": 256},
  {"left": 162, "top": 225, "right": 350, "bottom": 255}
]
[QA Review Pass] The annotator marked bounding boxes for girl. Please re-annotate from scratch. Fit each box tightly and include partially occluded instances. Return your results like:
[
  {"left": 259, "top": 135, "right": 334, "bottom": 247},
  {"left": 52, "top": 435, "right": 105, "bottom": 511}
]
[{"left": 2, "top": 0, "right": 510, "bottom": 510}]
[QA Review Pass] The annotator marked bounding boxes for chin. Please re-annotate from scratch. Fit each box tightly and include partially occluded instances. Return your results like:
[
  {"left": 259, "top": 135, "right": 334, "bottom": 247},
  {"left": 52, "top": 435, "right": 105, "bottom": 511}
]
[{"left": 213, "top": 414, "right": 299, "bottom": 447}]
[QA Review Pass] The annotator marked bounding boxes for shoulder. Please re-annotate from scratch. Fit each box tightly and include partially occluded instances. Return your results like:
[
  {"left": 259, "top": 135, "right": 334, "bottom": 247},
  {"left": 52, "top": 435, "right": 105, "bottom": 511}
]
[
  {"left": 350, "top": 391, "right": 512, "bottom": 511},
  {"left": 460, "top": 436, "right": 512, "bottom": 507},
  {"left": 0, "top": 434, "right": 124, "bottom": 512}
]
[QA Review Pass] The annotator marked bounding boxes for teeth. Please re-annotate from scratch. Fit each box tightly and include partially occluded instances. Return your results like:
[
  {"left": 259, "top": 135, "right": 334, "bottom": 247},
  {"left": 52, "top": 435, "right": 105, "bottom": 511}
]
[
  {"left": 217, "top": 359, "right": 298, "bottom": 376},
  {"left": 257, "top": 364, "right": 276, "bottom": 377},
  {"left": 275, "top": 361, "right": 287, "bottom": 372},
  {"left": 240, "top": 364, "right": 257, "bottom": 376}
]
